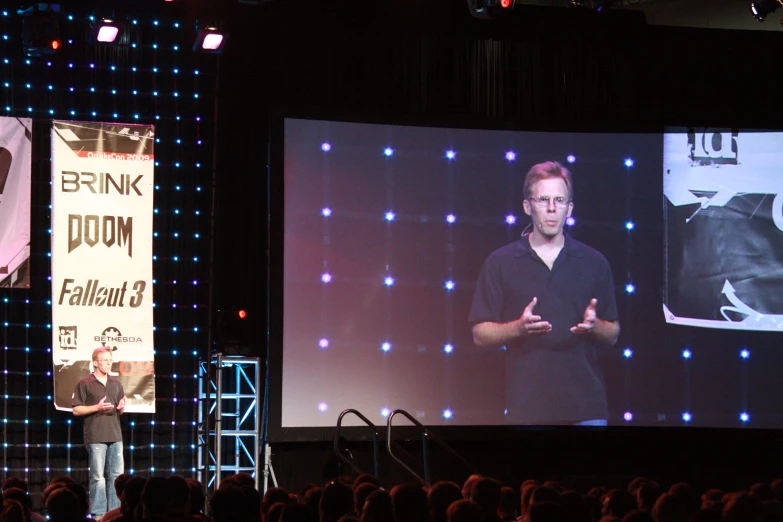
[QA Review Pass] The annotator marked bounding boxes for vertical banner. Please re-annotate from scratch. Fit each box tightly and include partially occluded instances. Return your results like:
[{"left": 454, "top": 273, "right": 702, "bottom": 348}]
[
  {"left": 0, "top": 117, "right": 32, "bottom": 288},
  {"left": 663, "top": 128, "right": 783, "bottom": 331},
  {"left": 51, "top": 121, "right": 156, "bottom": 412}
]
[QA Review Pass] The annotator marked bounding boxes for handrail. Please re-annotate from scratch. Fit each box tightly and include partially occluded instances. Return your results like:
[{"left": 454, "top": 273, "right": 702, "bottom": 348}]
[
  {"left": 334, "top": 409, "right": 381, "bottom": 478},
  {"left": 386, "top": 409, "right": 479, "bottom": 486}
]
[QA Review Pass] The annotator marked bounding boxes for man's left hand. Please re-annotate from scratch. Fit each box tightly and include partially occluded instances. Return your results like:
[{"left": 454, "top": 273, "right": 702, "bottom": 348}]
[
  {"left": 570, "top": 298, "right": 597, "bottom": 334},
  {"left": 117, "top": 397, "right": 126, "bottom": 414}
]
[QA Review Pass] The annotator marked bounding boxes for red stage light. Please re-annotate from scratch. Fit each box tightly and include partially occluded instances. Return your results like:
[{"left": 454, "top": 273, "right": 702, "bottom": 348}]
[
  {"left": 51, "top": 40, "right": 60, "bottom": 50},
  {"left": 500, "top": 0, "right": 513, "bottom": 7},
  {"left": 237, "top": 310, "right": 247, "bottom": 320}
]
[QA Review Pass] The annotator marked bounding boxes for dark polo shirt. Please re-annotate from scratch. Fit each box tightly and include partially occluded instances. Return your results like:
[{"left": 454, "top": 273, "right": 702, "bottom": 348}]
[
  {"left": 72, "top": 373, "right": 124, "bottom": 444},
  {"left": 469, "top": 234, "right": 618, "bottom": 425}
]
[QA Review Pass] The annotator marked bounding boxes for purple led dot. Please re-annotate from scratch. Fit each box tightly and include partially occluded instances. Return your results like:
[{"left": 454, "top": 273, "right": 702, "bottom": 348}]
[
  {"left": 381, "top": 408, "right": 390, "bottom": 417},
  {"left": 443, "top": 409, "right": 453, "bottom": 419},
  {"left": 321, "top": 143, "right": 331, "bottom": 152},
  {"left": 384, "top": 276, "right": 394, "bottom": 287},
  {"left": 567, "top": 155, "right": 576, "bottom": 163},
  {"left": 566, "top": 217, "right": 575, "bottom": 226},
  {"left": 381, "top": 342, "right": 391, "bottom": 352},
  {"left": 506, "top": 215, "right": 516, "bottom": 225},
  {"left": 446, "top": 214, "right": 456, "bottom": 224},
  {"left": 319, "top": 338, "right": 329, "bottom": 349},
  {"left": 321, "top": 273, "right": 332, "bottom": 283},
  {"left": 505, "top": 151, "right": 516, "bottom": 161},
  {"left": 322, "top": 207, "right": 332, "bottom": 217},
  {"left": 624, "top": 412, "right": 633, "bottom": 422},
  {"left": 318, "top": 402, "right": 328, "bottom": 412}
]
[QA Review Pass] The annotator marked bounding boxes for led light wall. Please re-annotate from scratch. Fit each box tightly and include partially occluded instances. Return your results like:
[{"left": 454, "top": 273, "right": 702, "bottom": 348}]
[{"left": 0, "top": 6, "right": 215, "bottom": 507}]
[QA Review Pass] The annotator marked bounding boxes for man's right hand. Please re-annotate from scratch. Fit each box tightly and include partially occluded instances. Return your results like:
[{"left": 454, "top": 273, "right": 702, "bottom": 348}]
[{"left": 518, "top": 297, "right": 552, "bottom": 336}]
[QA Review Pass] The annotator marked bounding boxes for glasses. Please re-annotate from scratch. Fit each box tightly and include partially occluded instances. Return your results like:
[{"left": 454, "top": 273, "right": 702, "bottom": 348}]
[
  {"left": 528, "top": 196, "right": 570, "bottom": 209},
  {"left": 96, "top": 359, "right": 112, "bottom": 363}
]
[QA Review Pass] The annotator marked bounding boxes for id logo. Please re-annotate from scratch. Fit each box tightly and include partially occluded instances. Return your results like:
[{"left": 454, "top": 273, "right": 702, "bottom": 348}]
[
  {"left": 688, "top": 129, "right": 738, "bottom": 166},
  {"left": 58, "top": 326, "right": 77, "bottom": 350}
]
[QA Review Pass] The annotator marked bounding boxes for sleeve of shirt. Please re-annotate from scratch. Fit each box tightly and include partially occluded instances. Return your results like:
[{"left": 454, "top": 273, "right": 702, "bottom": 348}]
[
  {"left": 468, "top": 255, "right": 504, "bottom": 324},
  {"left": 72, "top": 380, "right": 86, "bottom": 408},
  {"left": 595, "top": 258, "right": 619, "bottom": 323}
]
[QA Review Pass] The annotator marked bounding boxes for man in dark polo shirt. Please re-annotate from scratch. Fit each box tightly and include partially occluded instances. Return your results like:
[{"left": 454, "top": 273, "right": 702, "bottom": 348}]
[
  {"left": 470, "top": 160, "right": 620, "bottom": 426},
  {"left": 72, "top": 347, "right": 126, "bottom": 520}
]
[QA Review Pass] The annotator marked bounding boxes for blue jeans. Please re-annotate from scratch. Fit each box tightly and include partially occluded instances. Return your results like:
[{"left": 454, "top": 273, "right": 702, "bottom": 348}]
[
  {"left": 575, "top": 419, "right": 608, "bottom": 426},
  {"left": 86, "top": 442, "right": 124, "bottom": 517}
]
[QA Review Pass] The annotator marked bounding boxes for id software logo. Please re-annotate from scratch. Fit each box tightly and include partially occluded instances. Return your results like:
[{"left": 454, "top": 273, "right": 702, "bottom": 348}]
[{"left": 58, "top": 326, "right": 77, "bottom": 350}]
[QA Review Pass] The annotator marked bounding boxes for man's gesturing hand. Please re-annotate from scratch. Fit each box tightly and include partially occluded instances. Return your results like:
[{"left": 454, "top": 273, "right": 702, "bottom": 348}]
[
  {"left": 97, "top": 396, "right": 114, "bottom": 412},
  {"left": 570, "top": 298, "right": 597, "bottom": 334},
  {"left": 518, "top": 297, "right": 552, "bottom": 336}
]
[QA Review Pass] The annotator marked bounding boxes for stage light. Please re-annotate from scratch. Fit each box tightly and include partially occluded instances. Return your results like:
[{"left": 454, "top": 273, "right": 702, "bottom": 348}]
[
  {"left": 445, "top": 150, "right": 456, "bottom": 160},
  {"left": 624, "top": 158, "right": 634, "bottom": 167},
  {"left": 319, "top": 339, "right": 329, "bottom": 349},
  {"left": 384, "top": 276, "right": 394, "bottom": 287},
  {"left": 380, "top": 408, "right": 390, "bottom": 417},
  {"left": 751, "top": 0, "right": 782, "bottom": 21},
  {"left": 682, "top": 412, "right": 692, "bottom": 422},
  {"left": 446, "top": 214, "right": 456, "bottom": 224},
  {"left": 385, "top": 211, "right": 395, "bottom": 222},
  {"left": 442, "top": 409, "right": 453, "bottom": 419},
  {"left": 740, "top": 412, "right": 750, "bottom": 422},
  {"left": 623, "top": 348, "right": 632, "bottom": 358},
  {"left": 566, "top": 217, "right": 575, "bottom": 226},
  {"left": 624, "top": 412, "right": 633, "bottom": 421},
  {"left": 625, "top": 283, "right": 635, "bottom": 294},
  {"left": 444, "top": 344, "right": 453, "bottom": 354},
  {"left": 19, "top": 4, "right": 62, "bottom": 57},
  {"left": 625, "top": 221, "right": 635, "bottom": 230},
  {"left": 90, "top": 19, "right": 124, "bottom": 44},
  {"left": 505, "top": 215, "right": 516, "bottom": 225},
  {"left": 193, "top": 21, "right": 228, "bottom": 54},
  {"left": 384, "top": 147, "right": 394, "bottom": 157},
  {"left": 445, "top": 280, "right": 455, "bottom": 290},
  {"left": 682, "top": 349, "right": 692, "bottom": 359},
  {"left": 237, "top": 309, "right": 247, "bottom": 320},
  {"left": 381, "top": 342, "right": 391, "bottom": 352},
  {"left": 567, "top": 155, "right": 576, "bottom": 163},
  {"left": 505, "top": 151, "right": 516, "bottom": 161},
  {"left": 741, "top": 349, "right": 750, "bottom": 359},
  {"left": 321, "top": 273, "right": 332, "bottom": 283},
  {"left": 467, "top": 0, "right": 515, "bottom": 20}
]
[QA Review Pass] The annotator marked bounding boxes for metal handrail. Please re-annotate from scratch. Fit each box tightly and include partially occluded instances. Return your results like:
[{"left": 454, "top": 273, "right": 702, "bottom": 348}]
[
  {"left": 334, "top": 409, "right": 381, "bottom": 478},
  {"left": 386, "top": 409, "right": 479, "bottom": 486}
]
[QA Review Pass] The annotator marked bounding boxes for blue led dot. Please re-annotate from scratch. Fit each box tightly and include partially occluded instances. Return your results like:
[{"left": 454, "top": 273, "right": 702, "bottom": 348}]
[
  {"left": 625, "top": 284, "right": 635, "bottom": 294},
  {"left": 445, "top": 280, "right": 455, "bottom": 291},
  {"left": 623, "top": 348, "right": 632, "bottom": 358},
  {"left": 445, "top": 150, "right": 456, "bottom": 160},
  {"left": 381, "top": 342, "right": 391, "bottom": 352},
  {"left": 625, "top": 221, "right": 635, "bottom": 230},
  {"left": 443, "top": 409, "right": 453, "bottom": 419},
  {"left": 682, "top": 412, "right": 691, "bottom": 422},
  {"left": 740, "top": 349, "right": 750, "bottom": 359},
  {"left": 740, "top": 412, "right": 750, "bottom": 422},
  {"left": 384, "top": 147, "right": 394, "bottom": 157},
  {"left": 682, "top": 349, "right": 692, "bottom": 359},
  {"left": 384, "top": 276, "right": 394, "bottom": 287},
  {"left": 444, "top": 344, "right": 453, "bottom": 354},
  {"left": 625, "top": 158, "right": 634, "bottom": 168},
  {"left": 385, "top": 211, "right": 395, "bottom": 222}
]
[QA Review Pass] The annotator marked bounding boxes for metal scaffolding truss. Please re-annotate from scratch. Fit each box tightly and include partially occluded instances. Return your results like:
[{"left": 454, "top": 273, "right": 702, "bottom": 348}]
[{"left": 198, "top": 353, "right": 261, "bottom": 492}]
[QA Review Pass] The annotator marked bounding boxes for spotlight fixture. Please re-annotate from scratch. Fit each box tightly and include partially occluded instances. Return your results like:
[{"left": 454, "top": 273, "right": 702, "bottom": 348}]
[
  {"left": 90, "top": 18, "right": 125, "bottom": 44},
  {"left": 750, "top": 0, "right": 782, "bottom": 21},
  {"left": 18, "top": 3, "right": 62, "bottom": 57},
  {"left": 467, "top": 0, "right": 514, "bottom": 20},
  {"left": 193, "top": 21, "right": 228, "bottom": 54}
]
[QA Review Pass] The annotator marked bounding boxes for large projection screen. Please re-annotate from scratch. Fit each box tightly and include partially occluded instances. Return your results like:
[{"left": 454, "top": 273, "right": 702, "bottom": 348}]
[{"left": 272, "top": 117, "right": 783, "bottom": 437}]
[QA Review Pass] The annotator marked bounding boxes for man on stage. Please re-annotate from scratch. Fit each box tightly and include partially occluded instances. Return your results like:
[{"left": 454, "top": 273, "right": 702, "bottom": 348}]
[
  {"left": 469, "top": 160, "right": 620, "bottom": 426},
  {"left": 72, "top": 347, "right": 126, "bottom": 520}
]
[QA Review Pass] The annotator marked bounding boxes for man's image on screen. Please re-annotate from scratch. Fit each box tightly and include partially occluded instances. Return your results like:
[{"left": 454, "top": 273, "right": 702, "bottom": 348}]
[{"left": 469, "top": 161, "right": 620, "bottom": 426}]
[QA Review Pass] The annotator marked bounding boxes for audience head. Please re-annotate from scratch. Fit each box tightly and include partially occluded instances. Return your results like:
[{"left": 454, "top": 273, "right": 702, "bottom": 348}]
[
  {"left": 446, "top": 500, "right": 483, "bottom": 522},
  {"left": 2, "top": 488, "right": 31, "bottom": 522},
  {"left": 142, "top": 477, "right": 171, "bottom": 518},
  {"left": 498, "top": 487, "right": 518, "bottom": 520},
  {"left": 282, "top": 503, "right": 319, "bottom": 522},
  {"left": 354, "top": 483, "right": 379, "bottom": 517},
  {"left": 559, "top": 491, "right": 590, "bottom": 522},
  {"left": 211, "top": 486, "right": 249, "bottom": 522},
  {"left": 390, "top": 484, "right": 428, "bottom": 522},
  {"left": 264, "top": 488, "right": 293, "bottom": 519},
  {"left": 530, "top": 486, "right": 560, "bottom": 507},
  {"left": 527, "top": 501, "right": 567, "bottom": 522},
  {"left": 167, "top": 475, "right": 192, "bottom": 515},
  {"left": 651, "top": 492, "right": 690, "bottom": 522},
  {"left": 268, "top": 502, "right": 289, "bottom": 522},
  {"left": 320, "top": 481, "right": 354, "bottom": 522},
  {"left": 2, "top": 498, "right": 25, "bottom": 522},
  {"left": 1, "top": 479, "right": 26, "bottom": 493},
  {"left": 114, "top": 473, "right": 131, "bottom": 500},
  {"left": 635, "top": 482, "right": 661, "bottom": 513},
  {"left": 428, "top": 482, "right": 463, "bottom": 522},
  {"left": 45, "top": 487, "right": 81, "bottom": 522},
  {"left": 462, "top": 476, "right": 483, "bottom": 500},
  {"left": 187, "top": 478, "right": 206, "bottom": 515},
  {"left": 469, "top": 479, "right": 501, "bottom": 522},
  {"left": 354, "top": 475, "right": 381, "bottom": 488},
  {"left": 361, "top": 489, "right": 393, "bottom": 522},
  {"left": 751, "top": 482, "right": 775, "bottom": 502},
  {"left": 722, "top": 491, "right": 762, "bottom": 522},
  {"left": 121, "top": 477, "right": 146, "bottom": 519},
  {"left": 603, "top": 489, "right": 637, "bottom": 519}
]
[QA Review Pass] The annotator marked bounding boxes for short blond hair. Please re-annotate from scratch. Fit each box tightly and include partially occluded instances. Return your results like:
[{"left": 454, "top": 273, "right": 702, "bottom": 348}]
[
  {"left": 92, "top": 347, "right": 112, "bottom": 362},
  {"left": 523, "top": 161, "right": 573, "bottom": 201}
]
